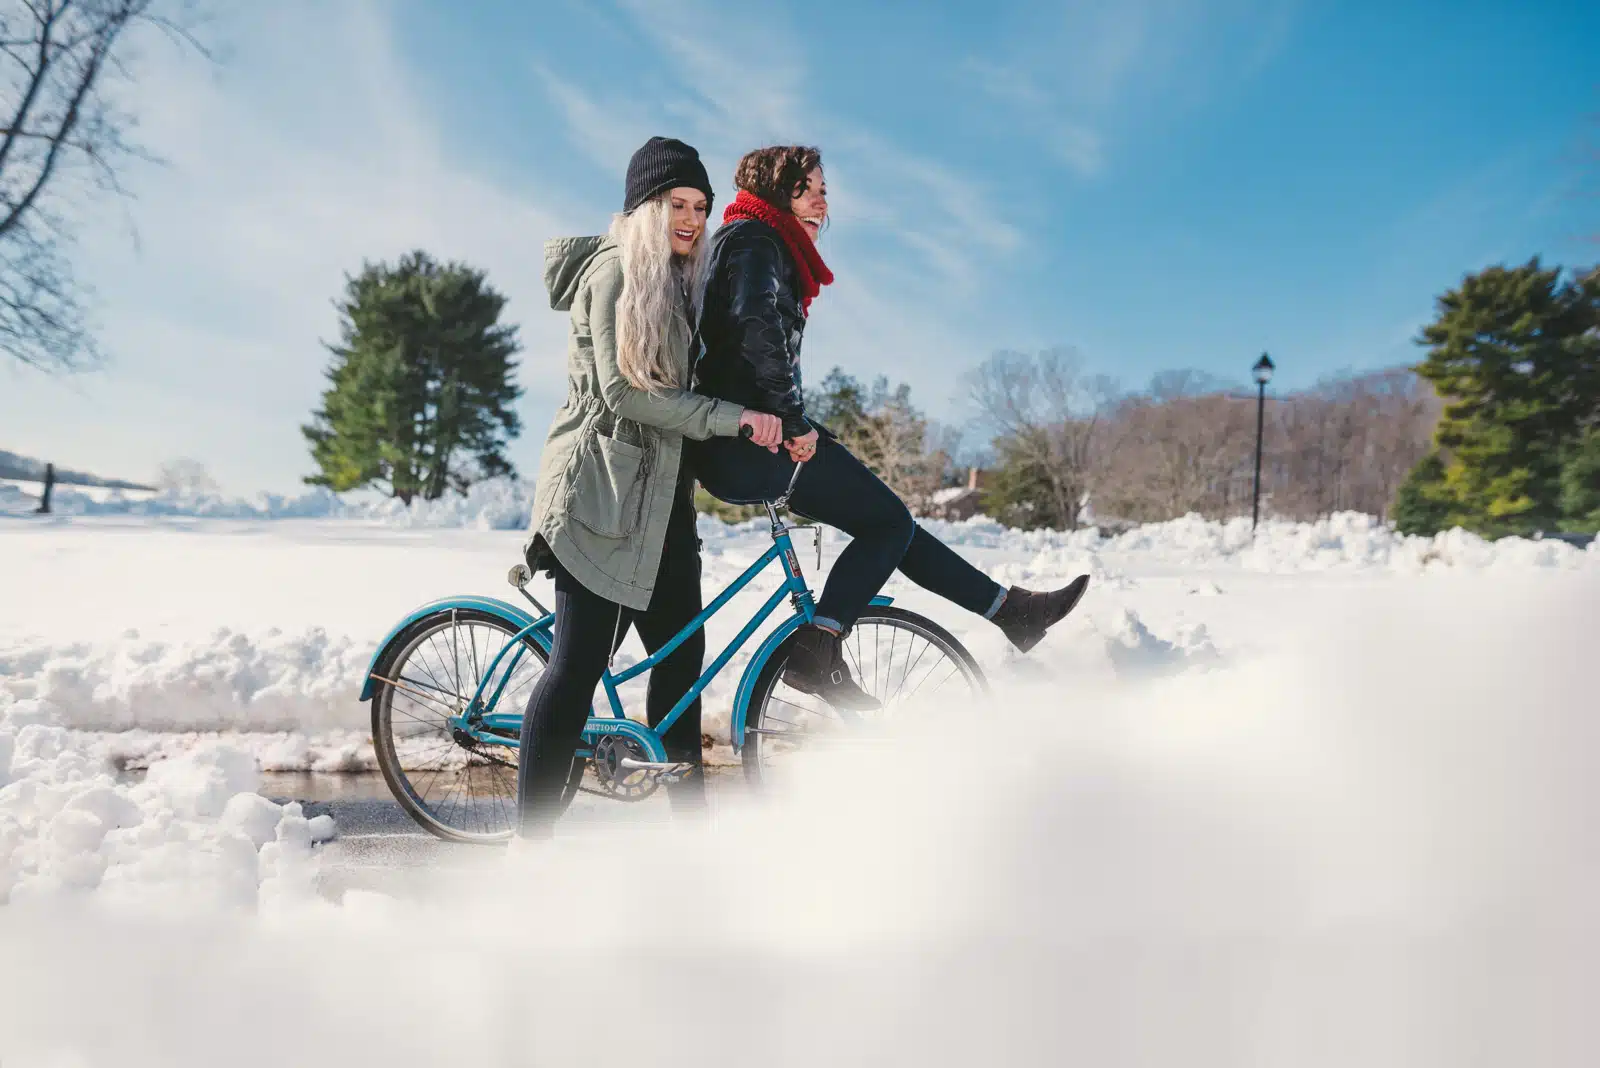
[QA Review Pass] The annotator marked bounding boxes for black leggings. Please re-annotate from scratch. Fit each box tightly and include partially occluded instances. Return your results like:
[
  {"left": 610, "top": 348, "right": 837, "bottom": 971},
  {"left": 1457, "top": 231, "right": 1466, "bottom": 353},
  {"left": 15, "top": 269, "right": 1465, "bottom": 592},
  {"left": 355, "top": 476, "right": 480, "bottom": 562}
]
[
  {"left": 515, "top": 481, "right": 705, "bottom": 833},
  {"left": 689, "top": 433, "right": 1006, "bottom": 633}
]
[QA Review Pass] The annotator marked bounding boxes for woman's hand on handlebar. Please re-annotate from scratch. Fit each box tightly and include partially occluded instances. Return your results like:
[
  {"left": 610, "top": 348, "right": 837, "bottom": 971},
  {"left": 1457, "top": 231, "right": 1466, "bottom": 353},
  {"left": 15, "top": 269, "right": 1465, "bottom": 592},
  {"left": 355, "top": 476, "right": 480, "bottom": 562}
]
[
  {"left": 738, "top": 409, "right": 783, "bottom": 452},
  {"left": 785, "top": 428, "right": 819, "bottom": 462}
]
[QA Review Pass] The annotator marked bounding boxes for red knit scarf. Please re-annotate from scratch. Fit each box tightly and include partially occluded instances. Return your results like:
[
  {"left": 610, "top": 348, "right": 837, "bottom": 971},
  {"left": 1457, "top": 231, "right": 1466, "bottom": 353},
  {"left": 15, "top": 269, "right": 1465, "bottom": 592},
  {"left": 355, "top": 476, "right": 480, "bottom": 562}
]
[{"left": 721, "top": 189, "right": 834, "bottom": 315}]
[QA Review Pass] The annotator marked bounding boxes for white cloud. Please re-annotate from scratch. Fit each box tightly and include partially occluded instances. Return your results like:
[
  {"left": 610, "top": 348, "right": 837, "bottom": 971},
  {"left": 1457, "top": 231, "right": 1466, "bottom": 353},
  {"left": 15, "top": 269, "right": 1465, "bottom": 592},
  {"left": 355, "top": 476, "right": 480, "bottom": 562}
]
[
  {"left": 963, "top": 0, "right": 1300, "bottom": 178},
  {"left": 532, "top": 64, "right": 655, "bottom": 177},
  {"left": 1, "top": 1, "right": 581, "bottom": 494},
  {"left": 617, "top": 0, "right": 808, "bottom": 144}
]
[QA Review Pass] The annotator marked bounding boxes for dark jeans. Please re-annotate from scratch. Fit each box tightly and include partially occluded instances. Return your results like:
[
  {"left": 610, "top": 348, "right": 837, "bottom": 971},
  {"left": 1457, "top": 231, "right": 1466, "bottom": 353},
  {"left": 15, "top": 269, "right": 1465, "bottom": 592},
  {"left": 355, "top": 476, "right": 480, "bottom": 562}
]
[
  {"left": 515, "top": 479, "right": 705, "bottom": 835},
  {"left": 689, "top": 434, "right": 1006, "bottom": 633}
]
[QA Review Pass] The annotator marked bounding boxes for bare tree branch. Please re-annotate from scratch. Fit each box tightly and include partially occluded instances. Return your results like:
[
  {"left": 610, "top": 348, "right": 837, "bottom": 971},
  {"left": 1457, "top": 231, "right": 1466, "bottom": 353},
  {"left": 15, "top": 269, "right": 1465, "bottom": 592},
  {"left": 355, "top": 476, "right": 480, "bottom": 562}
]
[
  {"left": 971, "top": 353, "right": 1441, "bottom": 528},
  {"left": 967, "top": 347, "right": 1120, "bottom": 529},
  {"left": 0, "top": 0, "right": 204, "bottom": 372}
]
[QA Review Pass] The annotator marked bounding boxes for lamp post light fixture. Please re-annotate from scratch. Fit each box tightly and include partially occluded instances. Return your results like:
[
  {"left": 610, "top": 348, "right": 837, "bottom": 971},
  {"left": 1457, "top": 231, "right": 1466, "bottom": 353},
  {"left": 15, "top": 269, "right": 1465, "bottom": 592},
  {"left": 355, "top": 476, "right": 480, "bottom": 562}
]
[{"left": 1251, "top": 353, "right": 1275, "bottom": 533}]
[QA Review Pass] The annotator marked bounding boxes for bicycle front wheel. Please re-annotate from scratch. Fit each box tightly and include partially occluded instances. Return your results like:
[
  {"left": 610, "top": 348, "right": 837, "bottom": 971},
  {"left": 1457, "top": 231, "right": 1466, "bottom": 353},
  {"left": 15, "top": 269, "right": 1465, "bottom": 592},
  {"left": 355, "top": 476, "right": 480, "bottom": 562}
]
[{"left": 740, "top": 605, "right": 988, "bottom": 784}]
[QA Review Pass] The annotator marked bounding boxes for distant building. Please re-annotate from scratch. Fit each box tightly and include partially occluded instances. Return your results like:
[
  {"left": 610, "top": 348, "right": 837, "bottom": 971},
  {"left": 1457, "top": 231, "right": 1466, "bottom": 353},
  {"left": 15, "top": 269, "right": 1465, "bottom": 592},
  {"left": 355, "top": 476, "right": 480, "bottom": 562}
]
[{"left": 924, "top": 466, "right": 986, "bottom": 521}]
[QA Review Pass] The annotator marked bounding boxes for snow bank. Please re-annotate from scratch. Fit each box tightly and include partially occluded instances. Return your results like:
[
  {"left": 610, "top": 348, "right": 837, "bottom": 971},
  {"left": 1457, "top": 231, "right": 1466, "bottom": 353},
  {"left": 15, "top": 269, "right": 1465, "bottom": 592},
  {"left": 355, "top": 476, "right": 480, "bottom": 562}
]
[
  {"left": 0, "top": 693, "right": 334, "bottom": 910},
  {"left": 1, "top": 628, "right": 375, "bottom": 733},
  {"left": 93, "top": 728, "right": 379, "bottom": 774},
  {"left": 1, "top": 475, "right": 538, "bottom": 529},
  {"left": 7, "top": 472, "right": 1593, "bottom": 571},
  {"left": 0, "top": 625, "right": 743, "bottom": 754},
  {"left": 1, "top": 502, "right": 1591, "bottom": 754},
  {"left": 902, "top": 510, "right": 1599, "bottom": 572},
  {"left": 1077, "top": 510, "right": 1590, "bottom": 572}
]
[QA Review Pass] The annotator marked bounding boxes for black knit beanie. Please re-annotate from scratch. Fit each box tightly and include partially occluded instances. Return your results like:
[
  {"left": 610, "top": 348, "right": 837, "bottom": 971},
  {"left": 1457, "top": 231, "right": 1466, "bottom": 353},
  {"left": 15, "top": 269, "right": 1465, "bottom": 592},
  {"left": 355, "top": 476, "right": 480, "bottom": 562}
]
[{"left": 623, "top": 136, "right": 715, "bottom": 214}]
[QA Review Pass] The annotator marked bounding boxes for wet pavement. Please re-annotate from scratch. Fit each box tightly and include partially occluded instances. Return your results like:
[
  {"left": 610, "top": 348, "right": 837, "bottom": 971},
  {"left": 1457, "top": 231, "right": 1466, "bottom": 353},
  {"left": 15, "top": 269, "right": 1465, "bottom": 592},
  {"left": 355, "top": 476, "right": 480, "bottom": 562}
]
[{"left": 260, "top": 768, "right": 751, "bottom": 901}]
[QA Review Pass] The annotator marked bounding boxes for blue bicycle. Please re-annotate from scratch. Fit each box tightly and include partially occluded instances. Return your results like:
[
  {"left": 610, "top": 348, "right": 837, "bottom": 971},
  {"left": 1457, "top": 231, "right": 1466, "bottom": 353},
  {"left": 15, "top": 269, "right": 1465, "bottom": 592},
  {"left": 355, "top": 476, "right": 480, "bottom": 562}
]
[{"left": 359, "top": 462, "right": 990, "bottom": 843}]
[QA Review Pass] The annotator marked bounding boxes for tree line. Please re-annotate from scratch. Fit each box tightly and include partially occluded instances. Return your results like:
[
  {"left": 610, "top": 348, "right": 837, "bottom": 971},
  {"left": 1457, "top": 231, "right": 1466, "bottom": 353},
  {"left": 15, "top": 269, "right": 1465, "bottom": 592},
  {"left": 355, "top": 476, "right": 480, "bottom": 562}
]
[
  {"left": 786, "top": 257, "right": 1598, "bottom": 539},
  {"left": 795, "top": 352, "right": 1439, "bottom": 531},
  {"left": 958, "top": 353, "right": 1442, "bottom": 531},
  {"left": 297, "top": 251, "right": 1600, "bottom": 540}
]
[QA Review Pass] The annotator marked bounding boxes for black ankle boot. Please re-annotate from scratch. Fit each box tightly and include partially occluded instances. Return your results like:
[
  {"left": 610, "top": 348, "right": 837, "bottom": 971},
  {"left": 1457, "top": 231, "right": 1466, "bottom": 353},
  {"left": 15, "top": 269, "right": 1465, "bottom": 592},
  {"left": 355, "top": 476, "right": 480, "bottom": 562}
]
[
  {"left": 991, "top": 575, "right": 1091, "bottom": 653},
  {"left": 780, "top": 625, "right": 881, "bottom": 711}
]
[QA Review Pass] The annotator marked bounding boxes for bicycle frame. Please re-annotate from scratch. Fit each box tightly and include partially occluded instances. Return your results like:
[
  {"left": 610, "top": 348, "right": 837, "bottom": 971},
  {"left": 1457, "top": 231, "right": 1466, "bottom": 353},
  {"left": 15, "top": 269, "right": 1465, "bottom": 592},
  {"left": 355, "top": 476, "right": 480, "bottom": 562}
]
[{"left": 450, "top": 471, "right": 821, "bottom": 762}]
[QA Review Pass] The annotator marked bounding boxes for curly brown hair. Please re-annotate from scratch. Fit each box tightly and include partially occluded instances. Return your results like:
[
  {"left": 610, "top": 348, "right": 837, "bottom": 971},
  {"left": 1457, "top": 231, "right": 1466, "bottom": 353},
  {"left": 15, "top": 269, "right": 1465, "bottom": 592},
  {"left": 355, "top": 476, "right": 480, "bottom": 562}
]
[{"left": 732, "top": 145, "right": 823, "bottom": 210}]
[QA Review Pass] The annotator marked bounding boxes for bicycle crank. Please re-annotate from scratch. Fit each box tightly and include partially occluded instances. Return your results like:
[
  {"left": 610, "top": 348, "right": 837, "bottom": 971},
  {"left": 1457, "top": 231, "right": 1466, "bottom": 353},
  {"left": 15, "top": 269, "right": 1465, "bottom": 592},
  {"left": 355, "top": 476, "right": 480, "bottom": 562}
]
[{"left": 590, "top": 735, "right": 661, "bottom": 801}]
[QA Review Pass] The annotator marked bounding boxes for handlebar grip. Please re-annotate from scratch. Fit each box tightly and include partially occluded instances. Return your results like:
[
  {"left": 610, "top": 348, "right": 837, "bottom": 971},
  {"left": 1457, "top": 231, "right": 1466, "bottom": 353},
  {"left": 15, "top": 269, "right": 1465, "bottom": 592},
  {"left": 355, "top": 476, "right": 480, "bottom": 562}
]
[{"left": 739, "top": 422, "right": 754, "bottom": 438}]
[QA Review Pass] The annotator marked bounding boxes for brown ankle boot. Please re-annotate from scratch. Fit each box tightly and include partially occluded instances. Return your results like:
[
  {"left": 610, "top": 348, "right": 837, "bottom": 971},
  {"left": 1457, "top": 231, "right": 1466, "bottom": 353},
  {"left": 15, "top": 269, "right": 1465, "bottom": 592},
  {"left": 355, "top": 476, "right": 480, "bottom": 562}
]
[
  {"left": 780, "top": 625, "right": 882, "bottom": 711},
  {"left": 991, "top": 575, "right": 1091, "bottom": 653}
]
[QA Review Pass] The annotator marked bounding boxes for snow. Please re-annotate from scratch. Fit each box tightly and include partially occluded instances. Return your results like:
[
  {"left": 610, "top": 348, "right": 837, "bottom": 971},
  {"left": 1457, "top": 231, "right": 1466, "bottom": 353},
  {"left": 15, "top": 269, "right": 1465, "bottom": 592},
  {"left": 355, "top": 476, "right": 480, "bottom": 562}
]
[
  {"left": 1, "top": 504, "right": 1593, "bottom": 761},
  {"left": 928, "top": 484, "right": 975, "bottom": 505},
  {"left": 0, "top": 696, "right": 328, "bottom": 910},
  {"left": 1, "top": 472, "right": 536, "bottom": 526},
  {"left": 0, "top": 500, "right": 1596, "bottom": 1064}
]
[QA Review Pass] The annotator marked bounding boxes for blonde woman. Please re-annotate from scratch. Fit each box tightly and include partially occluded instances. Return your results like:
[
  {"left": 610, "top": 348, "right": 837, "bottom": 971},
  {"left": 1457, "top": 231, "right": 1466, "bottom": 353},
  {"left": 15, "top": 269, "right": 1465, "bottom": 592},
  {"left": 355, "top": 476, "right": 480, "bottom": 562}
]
[{"left": 517, "top": 137, "right": 782, "bottom": 836}]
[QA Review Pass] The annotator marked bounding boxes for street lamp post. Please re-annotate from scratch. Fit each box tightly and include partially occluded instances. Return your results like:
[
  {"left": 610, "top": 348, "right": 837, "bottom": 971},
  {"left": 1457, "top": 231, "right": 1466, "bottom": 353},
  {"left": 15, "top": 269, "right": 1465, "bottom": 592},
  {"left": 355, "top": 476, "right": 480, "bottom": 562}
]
[{"left": 1251, "top": 353, "right": 1275, "bottom": 533}]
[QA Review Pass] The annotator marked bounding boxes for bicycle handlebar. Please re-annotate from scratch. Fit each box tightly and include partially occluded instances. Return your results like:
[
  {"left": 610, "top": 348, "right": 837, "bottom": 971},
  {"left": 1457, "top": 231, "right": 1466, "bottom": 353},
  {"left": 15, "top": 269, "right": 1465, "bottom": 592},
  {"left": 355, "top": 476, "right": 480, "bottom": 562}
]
[{"left": 734, "top": 422, "right": 806, "bottom": 510}]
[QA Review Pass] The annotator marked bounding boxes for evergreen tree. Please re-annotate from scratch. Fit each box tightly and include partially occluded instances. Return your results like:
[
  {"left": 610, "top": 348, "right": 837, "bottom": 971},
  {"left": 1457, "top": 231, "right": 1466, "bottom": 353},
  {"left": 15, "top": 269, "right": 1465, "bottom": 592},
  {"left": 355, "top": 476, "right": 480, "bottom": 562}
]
[
  {"left": 1392, "top": 451, "right": 1455, "bottom": 536},
  {"left": 303, "top": 251, "right": 523, "bottom": 503},
  {"left": 1560, "top": 428, "right": 1600, "bottom": 533},
  {"left": 800, "top": 365, "right": 948, "bottom": 502},
  {"left": 1412, "top": 260, "right": 1600, "bottom": 537},
  {"left": 804, "top": 366, "right": 869, "bottom": 437}
]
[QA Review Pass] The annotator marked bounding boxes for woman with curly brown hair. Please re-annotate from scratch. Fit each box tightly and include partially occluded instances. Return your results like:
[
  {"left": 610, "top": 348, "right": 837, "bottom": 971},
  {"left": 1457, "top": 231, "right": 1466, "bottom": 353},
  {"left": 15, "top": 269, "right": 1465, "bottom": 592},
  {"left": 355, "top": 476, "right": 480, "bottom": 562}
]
[{"left": 690, "top": 145, "right": 1091, "bottom": 710}]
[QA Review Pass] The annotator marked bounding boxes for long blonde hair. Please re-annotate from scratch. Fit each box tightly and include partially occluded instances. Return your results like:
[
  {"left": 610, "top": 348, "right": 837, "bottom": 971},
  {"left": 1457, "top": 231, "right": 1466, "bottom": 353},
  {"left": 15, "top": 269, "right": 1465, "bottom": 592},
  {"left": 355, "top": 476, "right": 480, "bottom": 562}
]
[{"left": 609, "top": 193, "right": 708, "bottom": 394}]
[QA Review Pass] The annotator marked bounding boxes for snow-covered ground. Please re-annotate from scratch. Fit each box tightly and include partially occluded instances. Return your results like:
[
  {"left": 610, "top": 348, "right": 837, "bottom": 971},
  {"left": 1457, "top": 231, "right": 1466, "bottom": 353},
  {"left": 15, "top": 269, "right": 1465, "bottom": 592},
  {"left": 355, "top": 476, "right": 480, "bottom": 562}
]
[{"left": 1, "top": 496, "right": 1596, "bottom": 1065}]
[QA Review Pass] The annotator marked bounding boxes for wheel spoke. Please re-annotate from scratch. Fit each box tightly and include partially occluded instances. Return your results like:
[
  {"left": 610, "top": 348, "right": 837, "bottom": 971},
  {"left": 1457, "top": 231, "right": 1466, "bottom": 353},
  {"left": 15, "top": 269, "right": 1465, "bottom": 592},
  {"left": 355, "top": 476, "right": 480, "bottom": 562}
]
[
  {"left": 747, "top": 612, "right": 983, "bottom": 782},
  {"left": 375, "top": 613, "right": 551, "bottom": 843}
]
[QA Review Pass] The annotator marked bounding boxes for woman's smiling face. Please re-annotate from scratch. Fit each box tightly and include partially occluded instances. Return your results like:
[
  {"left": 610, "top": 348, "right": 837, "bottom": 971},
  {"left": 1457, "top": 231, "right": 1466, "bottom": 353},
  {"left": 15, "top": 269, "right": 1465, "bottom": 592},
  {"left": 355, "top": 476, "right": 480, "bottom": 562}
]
[
  {"left": 790, "top": 167, "right": 827, "bottom": 241},
  {"left": 668, "top": 187, "right": 709, "bottom": 255}
]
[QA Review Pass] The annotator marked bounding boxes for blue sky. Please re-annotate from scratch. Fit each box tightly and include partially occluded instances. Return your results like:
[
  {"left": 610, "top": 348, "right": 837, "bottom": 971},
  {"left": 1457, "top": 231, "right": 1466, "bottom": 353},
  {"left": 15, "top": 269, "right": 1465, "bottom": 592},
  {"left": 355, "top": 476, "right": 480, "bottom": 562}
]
[{"left": 1, "top": 0, "right": 1595, "bottom": 494}]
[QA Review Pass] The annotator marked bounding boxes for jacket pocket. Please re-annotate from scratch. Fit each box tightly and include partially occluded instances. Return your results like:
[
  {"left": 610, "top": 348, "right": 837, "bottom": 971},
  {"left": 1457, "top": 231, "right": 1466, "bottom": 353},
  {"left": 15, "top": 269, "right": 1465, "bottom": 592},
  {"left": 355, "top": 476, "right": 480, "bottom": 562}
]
[{"left": 566, "top": 430, "right": 646, "bottom": 538}]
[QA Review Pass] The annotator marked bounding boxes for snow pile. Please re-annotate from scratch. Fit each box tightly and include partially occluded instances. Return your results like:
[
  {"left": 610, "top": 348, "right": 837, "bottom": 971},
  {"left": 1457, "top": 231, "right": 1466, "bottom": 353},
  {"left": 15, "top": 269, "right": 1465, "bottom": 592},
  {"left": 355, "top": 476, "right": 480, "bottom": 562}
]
[
  {"left": 900, "top": 510, "right": 1596, "bottom": 574},
  {"left": 985, "top": 543, "right": 1133, "bottom": 593},
  {"left": 918, "top": 513, "right": 1104, "bottom": 553},
  {"left": 1097, "top": 608, "right": 1220, "bottom": 678},
  {"left": 343, "top": 478, "right": 537, "bottom": 530},
  {"left": 1, "top": 627, "right": 375, "bottom": 733},
  {"left": 6, "top": 471, "right": 1593, "bottom": 572},
  {"left": 2, "top": 475, "right": 538, "bottom": 529},
  {"left": 0, "top": 480, "right": 41, "bottom": 512},
  {"left": 1106, "top": 510, "right": 1596, "bottom": 572},
  {"left": 0, "top": 694, "right": 333, "bottom": 909}
]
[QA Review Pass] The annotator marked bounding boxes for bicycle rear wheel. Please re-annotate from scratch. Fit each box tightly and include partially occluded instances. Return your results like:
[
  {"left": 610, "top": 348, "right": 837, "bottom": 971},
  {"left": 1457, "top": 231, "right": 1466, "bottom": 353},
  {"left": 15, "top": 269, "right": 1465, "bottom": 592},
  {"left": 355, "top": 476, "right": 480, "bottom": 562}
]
[
  {"left": 369, "top": 607, "right": 580, "bottom": 844},
  {"left": 740, "top": 605, "right": 987, "bottom": 783}
]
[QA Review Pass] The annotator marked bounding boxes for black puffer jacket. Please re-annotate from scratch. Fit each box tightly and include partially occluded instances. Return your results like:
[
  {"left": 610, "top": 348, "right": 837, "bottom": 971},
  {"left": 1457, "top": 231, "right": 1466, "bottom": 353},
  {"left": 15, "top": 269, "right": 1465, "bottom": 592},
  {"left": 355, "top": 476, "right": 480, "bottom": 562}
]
[{"left": 693, "top": 218, "right": 814, "bottom": 440}]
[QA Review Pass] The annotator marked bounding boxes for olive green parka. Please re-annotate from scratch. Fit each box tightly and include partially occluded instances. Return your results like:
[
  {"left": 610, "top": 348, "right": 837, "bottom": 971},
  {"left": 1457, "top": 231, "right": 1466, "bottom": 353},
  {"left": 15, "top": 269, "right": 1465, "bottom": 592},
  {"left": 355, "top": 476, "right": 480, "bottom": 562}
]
[{"left": 522, "top": 235, "right": 744, "bottom": 610}]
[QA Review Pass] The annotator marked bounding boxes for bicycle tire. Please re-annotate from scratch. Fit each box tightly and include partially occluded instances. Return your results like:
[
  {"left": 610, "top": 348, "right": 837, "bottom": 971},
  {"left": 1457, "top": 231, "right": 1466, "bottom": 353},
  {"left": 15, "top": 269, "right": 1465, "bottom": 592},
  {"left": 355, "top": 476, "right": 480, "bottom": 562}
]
[
  {"left": 740, "top": 605, "right": 988, "bottom": 784},
  {"left": 369, "top": 607, "right": 581, "bottom": 844}
]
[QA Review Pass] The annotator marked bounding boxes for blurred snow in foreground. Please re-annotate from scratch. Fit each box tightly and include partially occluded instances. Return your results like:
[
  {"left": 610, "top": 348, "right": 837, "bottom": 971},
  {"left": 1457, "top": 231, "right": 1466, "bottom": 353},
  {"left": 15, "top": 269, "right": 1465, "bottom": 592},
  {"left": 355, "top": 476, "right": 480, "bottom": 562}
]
[{"left": 0, "top": 565, "right": 1592, "bottom": 1066}]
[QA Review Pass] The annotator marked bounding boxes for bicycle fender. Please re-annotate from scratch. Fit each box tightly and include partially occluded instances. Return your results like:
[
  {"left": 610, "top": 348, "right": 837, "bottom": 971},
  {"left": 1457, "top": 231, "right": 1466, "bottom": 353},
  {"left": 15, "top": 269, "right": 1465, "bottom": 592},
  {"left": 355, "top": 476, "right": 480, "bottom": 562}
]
[
  {"left": 729, "top": 595, "right": 894, "bottom": 751},
  {"left": 359, "top": 595, "right": 553, "bottom": 701}
]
